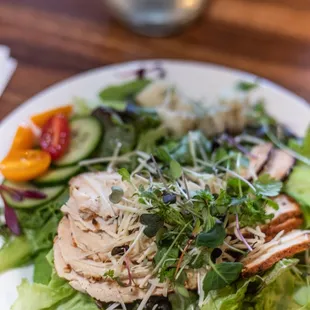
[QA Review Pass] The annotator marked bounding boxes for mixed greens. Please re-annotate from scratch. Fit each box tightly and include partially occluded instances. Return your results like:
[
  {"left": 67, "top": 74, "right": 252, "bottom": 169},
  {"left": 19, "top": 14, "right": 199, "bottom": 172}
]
[{"left": 1, "top": 67, "right": 310, "bottom": 310}]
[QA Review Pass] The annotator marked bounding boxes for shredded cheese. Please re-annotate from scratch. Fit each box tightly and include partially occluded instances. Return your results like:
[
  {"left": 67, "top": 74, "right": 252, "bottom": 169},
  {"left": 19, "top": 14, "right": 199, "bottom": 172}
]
[
  {"left": 137, "top": 279, "right": 159, "bottom": 310},
  {"left": 106, "top": 303, "right": 121, "bottom": 310}
]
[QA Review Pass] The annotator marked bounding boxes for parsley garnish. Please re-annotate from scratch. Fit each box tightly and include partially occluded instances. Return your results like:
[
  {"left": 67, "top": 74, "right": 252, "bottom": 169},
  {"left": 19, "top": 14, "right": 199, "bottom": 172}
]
[{"left": 254, "top": 174, "right": 282, "bottom": 197}]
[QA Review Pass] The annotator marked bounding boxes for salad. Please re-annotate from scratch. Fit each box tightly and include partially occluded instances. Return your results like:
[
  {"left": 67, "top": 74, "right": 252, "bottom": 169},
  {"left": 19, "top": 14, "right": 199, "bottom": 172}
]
[{"left": 1, "top": 67, "right": 310, "bottom": 310}]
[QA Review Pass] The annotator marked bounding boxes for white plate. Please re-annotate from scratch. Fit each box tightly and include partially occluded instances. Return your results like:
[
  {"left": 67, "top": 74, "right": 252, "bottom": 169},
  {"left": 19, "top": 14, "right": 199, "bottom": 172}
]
[{"left": 0, "top": 60, "right": 309, "bottom": 309}]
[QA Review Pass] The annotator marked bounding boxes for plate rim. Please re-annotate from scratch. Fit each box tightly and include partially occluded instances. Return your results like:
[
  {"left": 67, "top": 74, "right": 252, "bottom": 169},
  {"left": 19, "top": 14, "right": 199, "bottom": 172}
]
[{"left": 1, "top": 59, "right": 309, "bottom": 128}]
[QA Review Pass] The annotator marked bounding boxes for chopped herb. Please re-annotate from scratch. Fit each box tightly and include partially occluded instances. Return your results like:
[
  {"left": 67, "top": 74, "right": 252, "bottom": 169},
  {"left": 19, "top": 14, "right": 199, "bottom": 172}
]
[
  {"left": 118, "top": 168, "right": 131, "bottom": 183},
  {"left": 253, "top": 174, "right": 282, "bottom": 197},
  {"left": 99, "top": 79, "right": 151, "bottom": 101},
  {"left": 154, "top": 246, "right": 179, "bottom": 282},
  {"left": 236, "top": 81, "right": 258, "bottom": 92},
  {"left": 155, "top": 147, "right": 172, "bottom": 164},
  {"left": 103, "top": 269, "right": 115, "bottom": 279},
  {"left": 169, "top": 160, "right": 182, "bottom": 180},
  {"left": 137, "top": 126, "right": 167, "bottom": 153},
  {"left": 196, "top": 221, "right": 226, "bottom": 248}
]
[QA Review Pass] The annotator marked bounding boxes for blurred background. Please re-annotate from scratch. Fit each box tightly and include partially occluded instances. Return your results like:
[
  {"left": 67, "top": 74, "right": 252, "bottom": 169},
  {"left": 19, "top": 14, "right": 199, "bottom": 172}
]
[{"left": 1, "top": 0, "right": 310, "bottom": 118}]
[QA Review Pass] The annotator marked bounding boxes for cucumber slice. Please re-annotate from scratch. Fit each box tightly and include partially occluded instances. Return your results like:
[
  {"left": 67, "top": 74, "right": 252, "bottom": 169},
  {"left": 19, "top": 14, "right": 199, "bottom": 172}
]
[
  {"left": 2, "top": 180, "right": 65, "bottom": 209},
  {"left": 33, "top": 166, "right": 81, "bottom": 186},
  {"left": 54, "top": 117, "right": 102, "bottom": 167}
]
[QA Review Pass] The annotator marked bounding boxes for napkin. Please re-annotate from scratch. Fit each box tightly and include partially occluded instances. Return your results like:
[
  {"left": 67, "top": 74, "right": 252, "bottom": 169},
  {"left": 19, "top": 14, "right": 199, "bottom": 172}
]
[{"left": 0, "top": 45, "right": 17, "bottom": 97}]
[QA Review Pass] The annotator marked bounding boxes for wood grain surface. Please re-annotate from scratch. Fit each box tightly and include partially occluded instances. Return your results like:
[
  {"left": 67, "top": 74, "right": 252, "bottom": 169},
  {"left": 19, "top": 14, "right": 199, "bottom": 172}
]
[{"left": 1, "top": 0, "right": 310, "bottom": 119}]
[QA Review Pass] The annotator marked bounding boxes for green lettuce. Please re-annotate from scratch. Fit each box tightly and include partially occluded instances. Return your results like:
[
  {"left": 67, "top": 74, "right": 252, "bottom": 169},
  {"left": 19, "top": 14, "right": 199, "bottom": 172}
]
[
  {"left": 12, "top": 251, "right": 98, "bottom": 310},
  {"left": 202, "top": 259, "right": 299, "bottom": 310},
  {"left": 0, "top": 236, "right": 33, "bottom": 273},
  {"left": 246, "top": 259, "right": 300, "bottom": 310},
  {"left": 0, "top": 190, "right": 69, "bottom": 274},
  {"left": 11, "top": 275, "right": 97, "bottom": 310},
  {"left": 33, "top": 250, "right": 52, "bottom": 285},
  {"left": 202, "top": 277, "right": 258, "bottom": 310},
  {"left": 169, "top": 291, "right": 199, "bottom": 310},
  {"left": 289, "top": 126, "right": 310, "bottom": 159},
  {"left": 293, "top": 286, "right": 310, "bottom": 308}
]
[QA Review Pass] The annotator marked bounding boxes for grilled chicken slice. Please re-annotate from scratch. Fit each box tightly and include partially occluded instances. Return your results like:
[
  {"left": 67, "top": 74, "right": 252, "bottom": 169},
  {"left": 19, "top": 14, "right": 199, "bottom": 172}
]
[
  {"left": 62, "top": 199, "right": 117, "bottom": 234},
  {"left": 54, "top": 241, "right": 154, "bottom": 303},
  {"left": 54, "top": 228, "right": 198, "bottom": 303},
  {"left": 68, "top": 215, "right": 155, "bottom": 263},
  {"left": 242, "top": 230, "right": 310, "bottom": 277},
  {"left": 55, "top": 240, "right": 199, "bottom": 304},
  {"left": 263, "top": 218, "right": 303, "bottom": 241},
  {"left": 240, "top": 143, "right": 273, "bottom": 179},
  {"left": 68, "top": 216, "right": 115, "bottom": 262},
  {"left": 261, "top": 149, "right": 295, "bottom": 180},
  {"left": 263, "top": 195, "right": 303, "bottom": 240},
  {"left": 265, "top": 195, "right": 302, "bottom": 226},
  {"left": 70, "top": 172, "right": 131, "bottom": 220},
  {"left": 57, "top": 217, "right": 153, "bottom": 280},
  {"left": 61, "top": 172, "right": 140, "bottom": 234}
]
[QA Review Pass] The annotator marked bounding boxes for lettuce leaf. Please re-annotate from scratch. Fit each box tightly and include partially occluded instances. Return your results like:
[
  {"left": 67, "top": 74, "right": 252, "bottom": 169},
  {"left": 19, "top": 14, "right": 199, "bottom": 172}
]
[
  {"left": 289, "top": 126, "right": 310, "bottom": 159},
  {"left": 33, "top": 250, "right": 52, "bottom": 285},
  {"left": 247, "top": 259, "right": 300, "bottom": 310},
  {"left": 202, "top": 277, "right": 259, "bottom": 310},
  {"left": 293, "top": 286, "right": 310, "bottom": 307},
  {"left": 12, "top": 251, "right": 97, "bottom": 310},
  {"left": 0, "top": 190, "right": 69, "bottom": 275},
  {"left": 50, "top": 292, "right": 99, "bottom": 310},
  {"left": 169, "top": 291, "right": 198, "bottom": 310},
  {"left": 250, "top": 270, "right": 299, "bottom": 310},
  {"left": 201, "top": 259, "right": 299, "bottom": 310},
  {"left": 11, "top": 276, "right": 72, "bottom": 310},
  {"left": 12, "top": 275, "right": 98, "bottom": 310},
  {"left": 285, "top": 165, "right": 310, "bottom": 228},
  {"left": 0, "top": 236, "right": 33, "bottom": 273}
]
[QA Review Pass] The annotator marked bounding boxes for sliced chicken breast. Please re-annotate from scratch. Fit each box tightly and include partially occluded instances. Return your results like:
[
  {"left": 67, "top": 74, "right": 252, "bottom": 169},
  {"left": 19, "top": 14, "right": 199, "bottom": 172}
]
[
  {"left": 263, "top": 218, "right": 303, "bottom": 241},
  {"left": 242, "top": 230, "right": 310, "bottom": 277},
  {"left": 240, "top": 143, "right": 273, "bottom": 179},
  {"left": 261, "top": 149, "right": 295, "bottom": 180},
  {"left": 54, "top": 240, "right": 153, "bottom": 303},
  {"left": 58, "top": 217, "right": 152, "bottom": 280},
  {"left": 54, "top": 236, "right": 198, "bottom": 303},
  {"left": 62, "top": 171, "right": 141, "bottom": 235},
  {"left": 265, "top": 195, "right": 302, "bottom": 224}
]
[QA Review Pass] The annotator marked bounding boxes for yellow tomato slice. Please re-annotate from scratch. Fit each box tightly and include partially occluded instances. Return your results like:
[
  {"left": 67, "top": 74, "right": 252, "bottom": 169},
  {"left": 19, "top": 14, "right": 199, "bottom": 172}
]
[
  {"left": 30, "top": 105, "right": 73, "bottom": 128},
  {"left": 9, "top": 125, "right": 35, "bottom": 153},
  {"left": 0, "top": 150, "right": 51, "bottom": 181}
]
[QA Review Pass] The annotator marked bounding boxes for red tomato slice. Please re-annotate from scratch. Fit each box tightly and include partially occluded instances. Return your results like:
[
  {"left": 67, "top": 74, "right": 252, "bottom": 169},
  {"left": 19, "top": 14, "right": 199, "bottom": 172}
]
[{"left": 40, "top": 114, "right": 70, "bottom": 160}]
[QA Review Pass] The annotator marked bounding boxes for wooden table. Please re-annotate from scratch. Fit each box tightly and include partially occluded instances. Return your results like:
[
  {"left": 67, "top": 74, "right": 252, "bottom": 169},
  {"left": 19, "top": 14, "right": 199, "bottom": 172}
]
[{"left": 1, "top": 0, "right": 310, "bottom": 119}]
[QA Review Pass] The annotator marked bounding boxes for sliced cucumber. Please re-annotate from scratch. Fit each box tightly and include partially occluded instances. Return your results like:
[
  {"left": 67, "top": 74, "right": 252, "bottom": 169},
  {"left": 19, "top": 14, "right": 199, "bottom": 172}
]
[
  {"left": 2, "top": 180, "right": 65, "bottom": 209},
  {"left": 33, "top": 166, "right": 81, "bottom": 186},
  {"left": 54, "top": 117, "right": 102, "bottom": 167}
]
